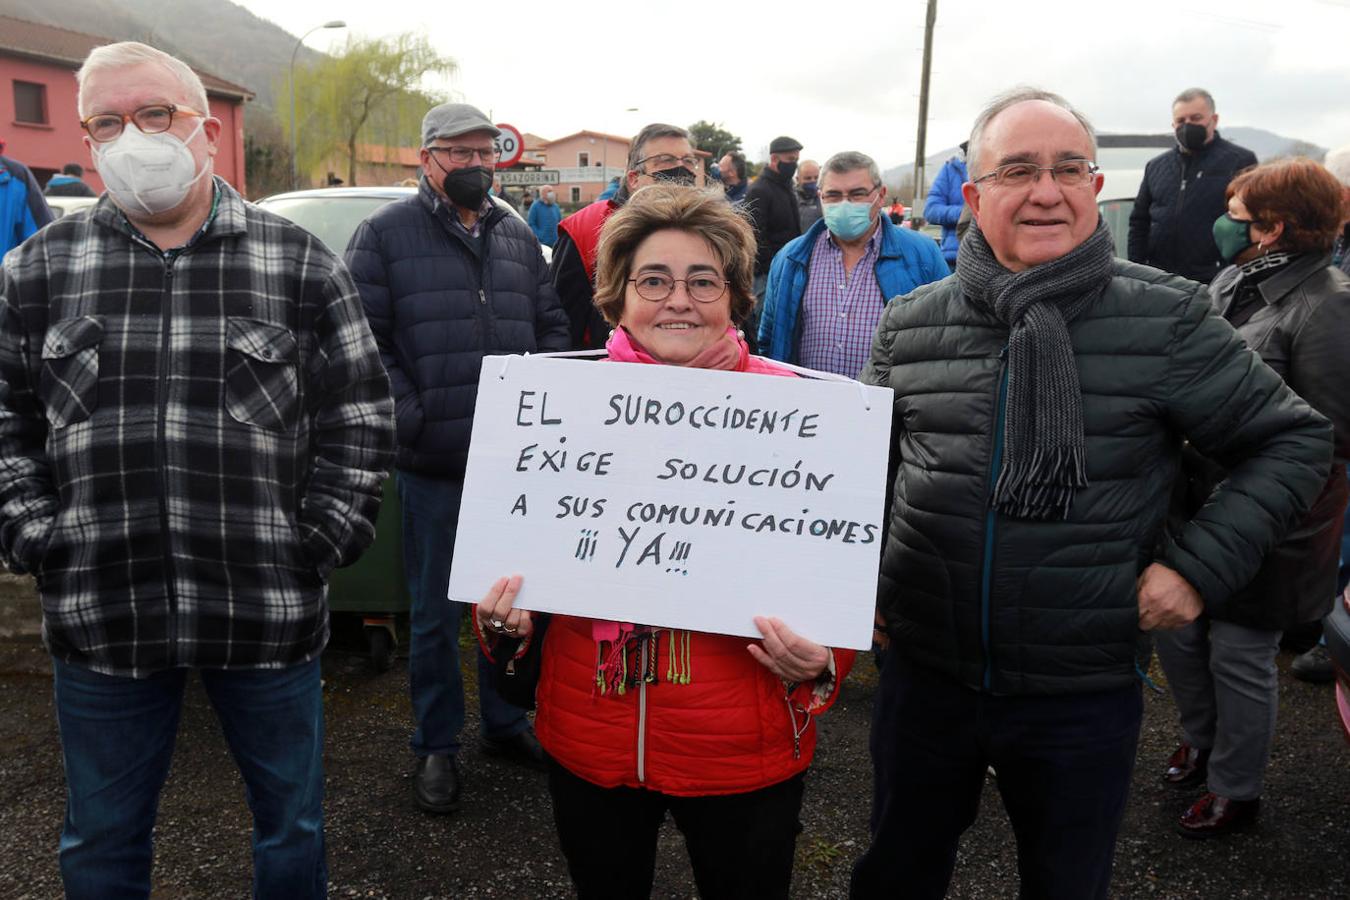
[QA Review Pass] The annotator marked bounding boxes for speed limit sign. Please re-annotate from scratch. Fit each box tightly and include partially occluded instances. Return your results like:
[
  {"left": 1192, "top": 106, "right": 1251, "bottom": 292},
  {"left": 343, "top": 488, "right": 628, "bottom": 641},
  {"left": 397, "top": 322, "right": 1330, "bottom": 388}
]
[{"left": 495, "top": 123, "right": 524, "bottom": 168}]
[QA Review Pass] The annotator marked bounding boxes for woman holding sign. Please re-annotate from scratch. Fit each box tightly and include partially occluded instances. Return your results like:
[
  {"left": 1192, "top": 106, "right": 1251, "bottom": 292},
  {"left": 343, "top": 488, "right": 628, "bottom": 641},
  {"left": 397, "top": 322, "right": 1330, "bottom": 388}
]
[{"left": 476, "top": 184, "right": 855, "bottom": 899}]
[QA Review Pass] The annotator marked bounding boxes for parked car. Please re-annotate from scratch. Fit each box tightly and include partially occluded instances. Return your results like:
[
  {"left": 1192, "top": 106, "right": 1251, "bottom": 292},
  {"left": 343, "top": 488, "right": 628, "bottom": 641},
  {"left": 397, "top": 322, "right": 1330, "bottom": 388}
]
[
  {"left": 43, "top": 195, "right": 98, "bottom": 219},
  {"left": 1094, "top": 143, "right": 1155, "bottom": 259},
  {"left": 256, "top": 185, "right": 551, "bottom": 264}
]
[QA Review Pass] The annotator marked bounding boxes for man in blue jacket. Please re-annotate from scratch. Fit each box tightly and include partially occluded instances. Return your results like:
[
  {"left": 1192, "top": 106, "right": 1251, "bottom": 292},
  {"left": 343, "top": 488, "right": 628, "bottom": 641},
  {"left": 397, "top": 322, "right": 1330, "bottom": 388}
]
[
  {"left": 527, "top": 186, "right": 562, "bottom": 247},
  {"left": 923, "top": 141, "right": 968, "bottom": 270},
  {"left": 0, "top": 141, "right": 53, "bottom": 258},
  {"left": 758, "top": 151, "right": 948, "bottom": 375},
  {"left": 345, "top": 102, "right": 570, "bottom": 816}
]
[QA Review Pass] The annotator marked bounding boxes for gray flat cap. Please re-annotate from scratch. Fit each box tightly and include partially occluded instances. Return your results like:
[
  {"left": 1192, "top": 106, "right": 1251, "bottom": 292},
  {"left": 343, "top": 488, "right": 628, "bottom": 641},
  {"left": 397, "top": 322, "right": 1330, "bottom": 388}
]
[
  {"left": 769, "top": 135, "right": 803, "bottom": 154},
  {"left": 421, "top": 103, "right": 500, "bottom": 146}
]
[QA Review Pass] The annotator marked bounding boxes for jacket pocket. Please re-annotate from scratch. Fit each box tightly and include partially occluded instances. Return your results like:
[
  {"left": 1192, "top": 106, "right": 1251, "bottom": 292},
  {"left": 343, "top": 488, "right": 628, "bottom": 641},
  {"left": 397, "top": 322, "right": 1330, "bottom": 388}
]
[
  {"left": 40, "top": 316, "right": 103, "bottom": 428},
  {"left": 224, "top": 317, "right": 299, "bottom": 433}
]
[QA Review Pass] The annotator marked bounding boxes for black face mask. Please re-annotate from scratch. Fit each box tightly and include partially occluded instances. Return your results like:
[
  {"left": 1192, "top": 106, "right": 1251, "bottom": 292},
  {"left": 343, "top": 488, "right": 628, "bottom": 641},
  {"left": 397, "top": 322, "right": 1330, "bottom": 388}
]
[
  {"left": 776, "top": 160, "right": 797, "bottom": 180},
  {"left": 1175, "top": 123, "right": 1209, "bottom": 152},
  {"left": 651, "top": 166, "right": 696, "bottom": 186},
  {"left": 441, "top": 165, "right": 493, "bottom": 209}
]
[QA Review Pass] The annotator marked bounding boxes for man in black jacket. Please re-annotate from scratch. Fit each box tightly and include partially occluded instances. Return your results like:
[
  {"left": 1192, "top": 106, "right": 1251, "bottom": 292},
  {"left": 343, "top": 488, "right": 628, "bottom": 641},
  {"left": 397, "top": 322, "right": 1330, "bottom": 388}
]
[
  {"left": 850, "top": 88, "right": 1330, "bottom": 900},
  {"left": 346, "top": 102, "right": 569, "bottom": 816},
  {"left": 1128, "top": 88, "right": 1258, "bottom": 283},
  {"left": 744, "top": 135, "right": 802, "bottom": 351}
]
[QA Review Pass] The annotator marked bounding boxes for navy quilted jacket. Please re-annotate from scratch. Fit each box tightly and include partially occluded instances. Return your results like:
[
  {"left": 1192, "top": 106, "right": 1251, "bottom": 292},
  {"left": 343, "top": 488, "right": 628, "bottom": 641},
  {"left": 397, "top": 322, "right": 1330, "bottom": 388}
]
[{"left": 346, "top": 179, "right": 569, "bottom": 477}]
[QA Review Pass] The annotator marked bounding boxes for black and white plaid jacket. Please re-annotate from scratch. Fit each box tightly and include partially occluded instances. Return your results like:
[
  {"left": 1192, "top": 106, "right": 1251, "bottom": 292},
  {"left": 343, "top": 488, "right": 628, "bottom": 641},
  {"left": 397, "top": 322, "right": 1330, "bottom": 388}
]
[{"left": 0, "top": 180, "right": 394, "bottom": 677}]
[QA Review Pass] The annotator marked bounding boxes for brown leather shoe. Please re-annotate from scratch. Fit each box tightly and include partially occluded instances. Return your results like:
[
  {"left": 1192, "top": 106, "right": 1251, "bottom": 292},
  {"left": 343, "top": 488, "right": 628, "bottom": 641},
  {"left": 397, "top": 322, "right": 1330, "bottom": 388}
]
[
  {"left": 1177, "top": 792, "right": 1260, "bottom": 839},
  {"left": 1163, "top": 743, "right": 1211, "bottom": 787}
]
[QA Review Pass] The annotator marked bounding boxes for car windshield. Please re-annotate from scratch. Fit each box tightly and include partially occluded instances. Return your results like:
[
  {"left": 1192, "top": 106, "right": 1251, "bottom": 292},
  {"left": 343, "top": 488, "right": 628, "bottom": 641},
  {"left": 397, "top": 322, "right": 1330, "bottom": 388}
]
[{"left": 257, "top": 195, "right": 398, "bottom": 253}]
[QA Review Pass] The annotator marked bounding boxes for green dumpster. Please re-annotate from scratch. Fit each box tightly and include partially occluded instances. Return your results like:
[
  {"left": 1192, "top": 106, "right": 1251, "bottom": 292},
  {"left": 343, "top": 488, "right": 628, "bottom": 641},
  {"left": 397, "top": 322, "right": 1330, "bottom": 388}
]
[{"left": 327, "top": 474, "right": 409, "bottom": 670}]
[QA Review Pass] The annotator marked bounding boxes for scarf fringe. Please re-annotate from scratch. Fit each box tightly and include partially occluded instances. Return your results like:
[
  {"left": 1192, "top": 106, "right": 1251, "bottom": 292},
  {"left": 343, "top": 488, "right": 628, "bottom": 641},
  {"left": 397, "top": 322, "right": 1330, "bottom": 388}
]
[
  {"left": 595, "top": 629, "right": 693, "bottom": 696},
  {"left": 992, "top": 445, "right": 1089, "bottom": 520}
]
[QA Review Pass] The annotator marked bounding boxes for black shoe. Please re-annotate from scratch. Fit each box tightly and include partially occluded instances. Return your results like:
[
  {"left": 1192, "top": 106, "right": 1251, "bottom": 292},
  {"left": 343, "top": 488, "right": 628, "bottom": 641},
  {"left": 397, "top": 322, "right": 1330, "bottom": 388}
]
[
  {"left": 414, "top": 753, "right": 461, "bottom": 814},
  {"left": 1291, "top": 644, "right": 1334, "bottom": 684},
  {"left": 480, "top": 727, "right": 549, "bottom": 771}
]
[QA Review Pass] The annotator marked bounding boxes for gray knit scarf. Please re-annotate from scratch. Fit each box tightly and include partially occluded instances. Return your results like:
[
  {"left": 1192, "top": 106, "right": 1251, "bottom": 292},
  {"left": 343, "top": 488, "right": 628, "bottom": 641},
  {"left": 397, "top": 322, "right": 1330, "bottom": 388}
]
[{"left": 955, "top": 219, "right": 1115, "bottom": 520}]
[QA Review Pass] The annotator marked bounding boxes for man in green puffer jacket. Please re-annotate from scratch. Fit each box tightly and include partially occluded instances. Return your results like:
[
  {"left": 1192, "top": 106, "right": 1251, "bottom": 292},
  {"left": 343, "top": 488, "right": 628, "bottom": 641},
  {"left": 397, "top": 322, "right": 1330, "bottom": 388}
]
[{"left": 849, "top": 88, "right": 1331, "bottom": 900}]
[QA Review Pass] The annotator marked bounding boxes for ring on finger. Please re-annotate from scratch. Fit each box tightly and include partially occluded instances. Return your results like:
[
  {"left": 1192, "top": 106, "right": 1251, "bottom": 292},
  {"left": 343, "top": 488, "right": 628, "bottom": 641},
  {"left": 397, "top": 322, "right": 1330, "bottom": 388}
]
[
  {"left": 503, "top": 624, "right": 519, "bottom": 634},
  {"left": 490, "top": 618, "right": 505, "bottom": 630}
]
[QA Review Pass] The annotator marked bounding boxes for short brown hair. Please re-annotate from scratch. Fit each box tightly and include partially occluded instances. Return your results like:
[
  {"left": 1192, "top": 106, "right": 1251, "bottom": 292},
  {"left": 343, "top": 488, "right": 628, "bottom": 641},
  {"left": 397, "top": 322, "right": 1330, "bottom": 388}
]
[
  {"left": 593, "top": 184, "right": 757, "bottom": 328},
  {"left": 1227, "top": 158, "right": 1347, "bottom": 255}
]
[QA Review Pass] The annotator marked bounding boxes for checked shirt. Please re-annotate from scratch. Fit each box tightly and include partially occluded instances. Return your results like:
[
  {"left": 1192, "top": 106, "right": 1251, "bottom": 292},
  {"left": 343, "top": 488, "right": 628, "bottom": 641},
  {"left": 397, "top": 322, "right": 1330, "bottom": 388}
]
[
  {"left": 0, "top": 180, "right": 394, "bottom": 677},
  {"left": 798, "top": 225, "right": 885, "bottom": 378}
]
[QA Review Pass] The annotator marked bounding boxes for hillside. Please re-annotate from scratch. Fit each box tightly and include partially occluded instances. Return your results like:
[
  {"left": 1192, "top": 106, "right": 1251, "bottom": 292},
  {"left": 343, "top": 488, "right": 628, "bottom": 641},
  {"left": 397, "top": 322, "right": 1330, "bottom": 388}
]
[{"left": 0, "top": 0, "right": 324, "bottom": 112}]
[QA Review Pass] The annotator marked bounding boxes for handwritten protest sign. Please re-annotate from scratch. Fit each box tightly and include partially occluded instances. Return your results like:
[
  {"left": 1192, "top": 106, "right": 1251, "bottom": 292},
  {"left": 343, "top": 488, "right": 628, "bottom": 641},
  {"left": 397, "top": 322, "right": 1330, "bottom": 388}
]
[{"left": 447, "top": 355, "right": 893, "bottom": 650}]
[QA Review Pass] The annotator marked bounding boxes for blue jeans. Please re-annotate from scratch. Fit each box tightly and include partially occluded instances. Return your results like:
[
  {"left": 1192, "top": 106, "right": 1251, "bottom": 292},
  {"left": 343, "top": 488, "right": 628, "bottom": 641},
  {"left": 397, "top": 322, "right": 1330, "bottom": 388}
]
[
  {"left": 851, "top": 658, "right": 1141, "bottom": 900},
  {"left": 398, "top": 470, "right": 527, "bottom": 757},
  {"left": 53, "top": 658, "right": 326, "bottom": 900}
]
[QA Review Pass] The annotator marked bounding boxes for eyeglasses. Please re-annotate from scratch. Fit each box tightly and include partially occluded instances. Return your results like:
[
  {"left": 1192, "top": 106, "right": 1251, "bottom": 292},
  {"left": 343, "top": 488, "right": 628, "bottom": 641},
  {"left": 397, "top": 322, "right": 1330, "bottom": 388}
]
[
  {"left": 428, "top": 145, "right": 502, "bottom": 165},
  {"left": 636, "top": 153, "right": 699, "bottom": 172},
  {"left": 820, "top": 185, "right": 880, "bottom": 204},
  {"left": 80, "top": 104, "right": 204, "bottom": 143},
  {"left": 628, "top": 272, "right": 728, "bottom": 303},
  {"left": 971, "top": 159, "right": 1098, "bottom": 189}
]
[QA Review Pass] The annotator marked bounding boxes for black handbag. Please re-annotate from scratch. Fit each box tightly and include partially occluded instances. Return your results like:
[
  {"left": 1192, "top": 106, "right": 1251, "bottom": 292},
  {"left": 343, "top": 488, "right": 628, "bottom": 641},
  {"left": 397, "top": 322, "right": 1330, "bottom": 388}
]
[{"left": 487, "top": 613, "right": 551, "bottom": 711}]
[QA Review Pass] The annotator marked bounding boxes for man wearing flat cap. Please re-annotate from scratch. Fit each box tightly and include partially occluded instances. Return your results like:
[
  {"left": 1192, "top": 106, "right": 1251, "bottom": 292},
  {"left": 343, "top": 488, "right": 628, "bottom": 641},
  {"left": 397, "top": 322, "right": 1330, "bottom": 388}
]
[
  {"left": 744, "top": 136, "right": 804, "bottom": 347},
  {"left": 345, "top": 102, "right": 569, "bottom": 814}
]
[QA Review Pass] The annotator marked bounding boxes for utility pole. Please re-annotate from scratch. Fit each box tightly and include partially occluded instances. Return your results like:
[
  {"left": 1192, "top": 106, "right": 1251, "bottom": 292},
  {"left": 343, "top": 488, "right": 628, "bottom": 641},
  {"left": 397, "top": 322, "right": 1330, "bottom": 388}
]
[{"left": 911, "top": 0, "right": 937, "bottom": 217}]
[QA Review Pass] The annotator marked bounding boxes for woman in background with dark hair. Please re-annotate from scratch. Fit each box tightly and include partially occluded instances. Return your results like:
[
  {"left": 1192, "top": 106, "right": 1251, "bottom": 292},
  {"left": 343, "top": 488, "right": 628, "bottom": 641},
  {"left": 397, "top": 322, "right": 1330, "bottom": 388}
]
[{"left": 1155, "top": 157, "right": 1350, "bottom": 839}]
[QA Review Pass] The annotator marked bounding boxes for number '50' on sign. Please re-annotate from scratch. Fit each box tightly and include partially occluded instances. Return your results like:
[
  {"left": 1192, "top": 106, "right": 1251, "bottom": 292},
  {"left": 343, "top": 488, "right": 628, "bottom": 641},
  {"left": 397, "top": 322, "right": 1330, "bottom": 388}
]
[{"left": 495, "top": 123, "right": 524, "bottom": 168}]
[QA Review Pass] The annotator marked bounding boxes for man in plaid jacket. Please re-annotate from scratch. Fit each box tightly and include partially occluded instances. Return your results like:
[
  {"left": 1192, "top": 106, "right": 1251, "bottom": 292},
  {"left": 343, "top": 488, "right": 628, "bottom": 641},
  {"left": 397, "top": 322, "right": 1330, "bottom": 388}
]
[{"left": 0, "top": 42, "right": 393, "bottom": 898}]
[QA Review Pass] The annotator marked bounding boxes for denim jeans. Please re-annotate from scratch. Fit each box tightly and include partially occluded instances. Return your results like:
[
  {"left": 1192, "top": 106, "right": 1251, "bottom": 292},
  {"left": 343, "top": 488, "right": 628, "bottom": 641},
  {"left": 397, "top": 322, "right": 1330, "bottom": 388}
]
[
  {"left": 851, "top": 658, "right": 1141, "bottom": 900},
  {"left": 398, "top": 470, "right": 527, "bottom": 757},
  {"left": 53, "top": 658, "right": 326, "bottom": 900}
]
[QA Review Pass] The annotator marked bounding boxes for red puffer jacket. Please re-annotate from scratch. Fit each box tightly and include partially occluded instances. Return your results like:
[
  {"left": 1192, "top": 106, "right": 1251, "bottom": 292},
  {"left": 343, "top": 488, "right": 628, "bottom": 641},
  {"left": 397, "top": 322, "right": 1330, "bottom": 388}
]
[
  {"left": 528, "top": 327, "right": 854, "bottom": 795},
  {"left": 533, "top": 614, "right": 853, "bottom": 796}
]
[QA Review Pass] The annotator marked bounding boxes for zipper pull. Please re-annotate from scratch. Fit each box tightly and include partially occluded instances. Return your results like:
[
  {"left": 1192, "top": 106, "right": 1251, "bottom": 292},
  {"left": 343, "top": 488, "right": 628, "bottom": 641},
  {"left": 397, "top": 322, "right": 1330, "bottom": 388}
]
[
  {"left": 998, "top": 344, "right": 1009, "bottom": 360},
  {"left": 505, "top": 658, "right": 516, "bottom": 676},
  {"left": 478, "top": 289, "right": 486, "bottom": 305}
]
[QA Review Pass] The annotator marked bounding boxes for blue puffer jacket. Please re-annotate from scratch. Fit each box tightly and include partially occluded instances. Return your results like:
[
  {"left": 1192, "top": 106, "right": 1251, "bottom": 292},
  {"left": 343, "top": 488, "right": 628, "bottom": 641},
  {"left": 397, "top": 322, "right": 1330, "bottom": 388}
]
[
  {"left": 1, "top": 155, "right": 52, "bottom": 257},
  {"left": 923, "top": 156, "right": 967, "bottom": 265},
  {"left": 758, "top": 216, "right": 949, "bottom": 367},
  {"left": 345, "top": 178, "right": 570, "bottom": 477}
]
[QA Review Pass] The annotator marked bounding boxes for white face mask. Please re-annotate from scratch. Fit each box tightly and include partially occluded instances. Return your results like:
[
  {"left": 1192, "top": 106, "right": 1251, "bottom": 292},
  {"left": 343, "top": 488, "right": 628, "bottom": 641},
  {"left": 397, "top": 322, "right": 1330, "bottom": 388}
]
[{"left": 94, "top": 120, "right": 209, "bottom": 216}]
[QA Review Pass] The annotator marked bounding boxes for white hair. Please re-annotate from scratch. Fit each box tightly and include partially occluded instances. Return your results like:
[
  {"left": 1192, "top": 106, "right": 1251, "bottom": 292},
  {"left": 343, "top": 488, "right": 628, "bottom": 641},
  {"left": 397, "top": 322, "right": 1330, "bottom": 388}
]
[
  {"left": 967, "top": 86, "right": 1097, "bottom": 179},
  {"left": 76, "top": 42, "right": 209, "bottom": 118},
  {"left": 1325, "top": 144, "right": 1350, "bottom": 187}
]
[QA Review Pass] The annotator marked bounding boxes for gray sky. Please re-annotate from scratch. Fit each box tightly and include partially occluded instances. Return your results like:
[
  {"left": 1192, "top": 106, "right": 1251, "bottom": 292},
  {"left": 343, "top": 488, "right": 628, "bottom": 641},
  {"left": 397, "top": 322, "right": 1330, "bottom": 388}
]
[{"left": 239, "top": 0, "right": 1350, "bottom": 169}]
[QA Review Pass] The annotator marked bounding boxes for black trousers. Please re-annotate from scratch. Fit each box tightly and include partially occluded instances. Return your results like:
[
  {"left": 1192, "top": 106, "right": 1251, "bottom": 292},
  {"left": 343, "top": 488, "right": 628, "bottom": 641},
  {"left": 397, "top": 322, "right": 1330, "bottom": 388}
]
[
  {"left": 851, "top": 657, "right": 1142, "bottom": 900},
  {"left": 548, "top": 760, "right": 805, "bottom": 899}
]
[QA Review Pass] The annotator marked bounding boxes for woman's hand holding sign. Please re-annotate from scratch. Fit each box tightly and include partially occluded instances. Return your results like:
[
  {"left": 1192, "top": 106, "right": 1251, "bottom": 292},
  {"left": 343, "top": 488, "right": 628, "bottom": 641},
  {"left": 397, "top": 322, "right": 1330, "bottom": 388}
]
[
  {"left": 748, "top": 616, "right": 831, "bottom": 682},
  {"left": 477, "top": 575, "right": 533, "bottom": 639}
]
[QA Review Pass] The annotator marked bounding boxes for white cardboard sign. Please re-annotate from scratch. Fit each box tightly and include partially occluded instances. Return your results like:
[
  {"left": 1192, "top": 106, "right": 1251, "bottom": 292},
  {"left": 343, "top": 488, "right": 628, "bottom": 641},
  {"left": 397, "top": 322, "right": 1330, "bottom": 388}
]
[{"left": 447, "top": 355, "right": 893, "bottom": 650}]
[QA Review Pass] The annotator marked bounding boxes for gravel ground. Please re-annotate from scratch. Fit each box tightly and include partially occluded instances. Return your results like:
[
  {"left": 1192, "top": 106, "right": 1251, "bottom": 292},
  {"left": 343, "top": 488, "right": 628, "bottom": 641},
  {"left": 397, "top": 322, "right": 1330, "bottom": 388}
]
[{"left": 0, "top": 581, "right": 1347, "bottom": 898}]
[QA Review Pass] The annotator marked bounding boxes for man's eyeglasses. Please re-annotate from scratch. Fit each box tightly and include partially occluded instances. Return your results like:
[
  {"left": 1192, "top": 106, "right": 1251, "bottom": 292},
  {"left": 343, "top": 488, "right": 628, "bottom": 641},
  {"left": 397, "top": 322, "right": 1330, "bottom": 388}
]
[
  {"left": 636, "top": 153, "right": 699, "bottom": 172},
  {"left": 628, "top": 272, "right": 728, "bottom": 303},
  {"left": 820, "top": 185, "right": 880, "bottom": 204},
  {"left": 428, "top": 145, "right": 502, "bottom": 165},
  {"left": 971, "top": 159, "right": 1098, "bottom": 189},
  {"left": 80, "top": 104, "right": 204, "bottom": 143}
]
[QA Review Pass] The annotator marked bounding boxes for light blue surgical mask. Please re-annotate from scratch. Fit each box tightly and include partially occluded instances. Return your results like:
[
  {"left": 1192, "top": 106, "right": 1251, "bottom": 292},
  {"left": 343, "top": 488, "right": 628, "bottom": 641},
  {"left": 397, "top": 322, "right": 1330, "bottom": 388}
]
[{"left": 822, "top": 201, "right": 875, "bottom": 241}]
